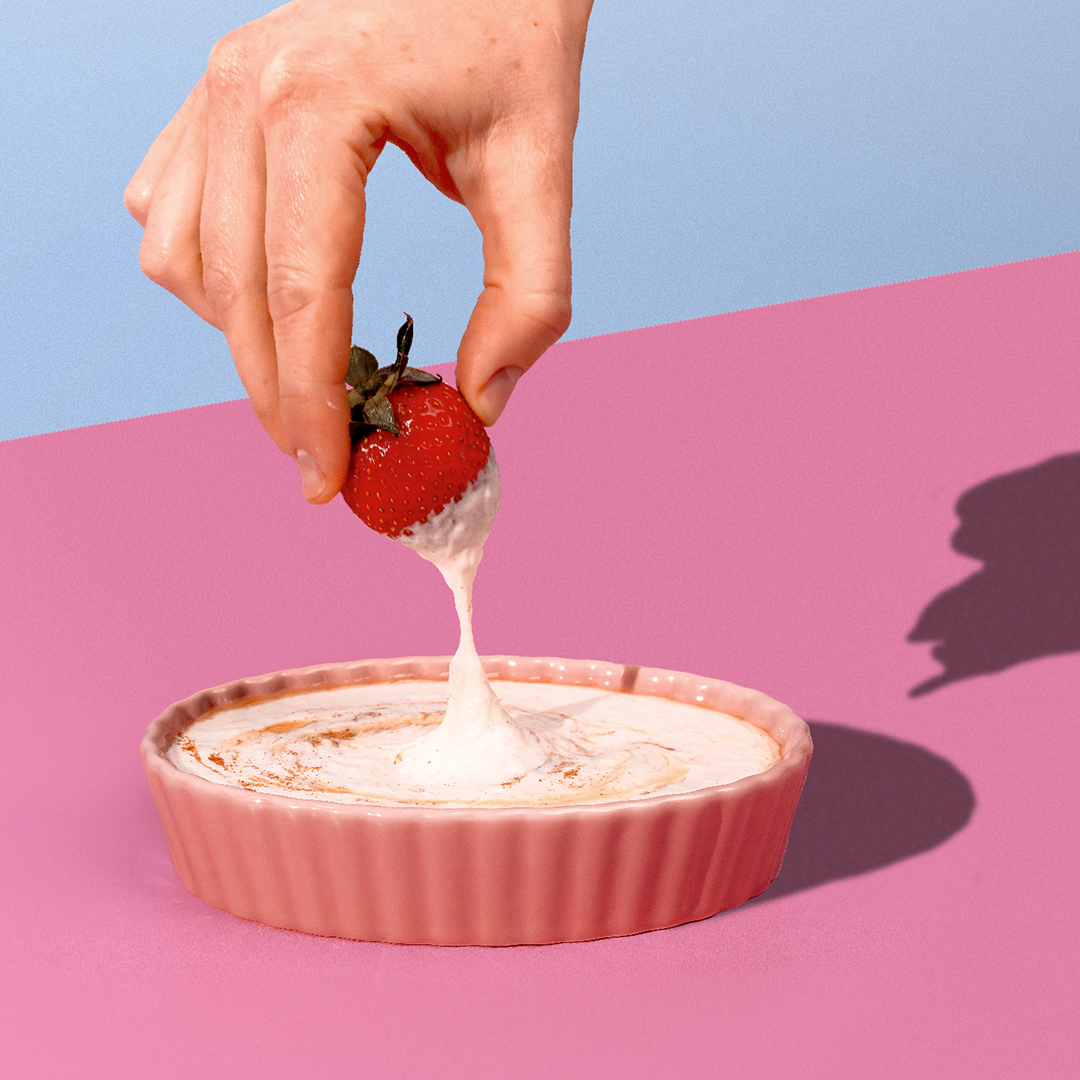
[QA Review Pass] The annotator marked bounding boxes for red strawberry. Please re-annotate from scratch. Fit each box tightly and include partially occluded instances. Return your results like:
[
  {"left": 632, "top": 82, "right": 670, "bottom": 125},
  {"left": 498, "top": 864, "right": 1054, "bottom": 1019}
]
[{"left": 340, "top": 316, "right": 492, "bottom": 537}]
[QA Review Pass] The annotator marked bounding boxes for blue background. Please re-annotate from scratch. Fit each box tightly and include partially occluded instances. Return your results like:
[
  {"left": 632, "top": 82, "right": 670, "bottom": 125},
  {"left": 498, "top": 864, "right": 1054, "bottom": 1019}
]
[{"left": 1, "top": 0, "right": 1077, "bottom": 441}]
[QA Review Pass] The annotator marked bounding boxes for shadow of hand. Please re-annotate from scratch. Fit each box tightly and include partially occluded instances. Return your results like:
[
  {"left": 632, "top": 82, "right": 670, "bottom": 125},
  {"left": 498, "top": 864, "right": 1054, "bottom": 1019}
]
[{"left": 909, "top": 452, "right": 1080, "bottom": 696}]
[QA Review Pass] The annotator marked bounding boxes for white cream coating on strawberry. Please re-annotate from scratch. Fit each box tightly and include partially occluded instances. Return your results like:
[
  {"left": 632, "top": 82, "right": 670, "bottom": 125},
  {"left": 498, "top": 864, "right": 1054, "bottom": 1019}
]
[{"left": 393, "top": 449, "right": 548, "bottom": 785}]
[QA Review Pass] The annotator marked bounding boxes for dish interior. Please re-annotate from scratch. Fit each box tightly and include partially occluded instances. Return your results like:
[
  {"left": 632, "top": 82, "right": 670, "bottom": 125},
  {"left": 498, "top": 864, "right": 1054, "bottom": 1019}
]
[{"left": 165, "top": 677, "right": 783, "bottom": 807}]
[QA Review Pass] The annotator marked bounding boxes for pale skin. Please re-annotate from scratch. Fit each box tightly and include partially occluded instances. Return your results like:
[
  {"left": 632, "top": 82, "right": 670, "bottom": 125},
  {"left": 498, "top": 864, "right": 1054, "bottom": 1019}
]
[{"left": 125, "top": 0, "right": 593, "bottom": 502}]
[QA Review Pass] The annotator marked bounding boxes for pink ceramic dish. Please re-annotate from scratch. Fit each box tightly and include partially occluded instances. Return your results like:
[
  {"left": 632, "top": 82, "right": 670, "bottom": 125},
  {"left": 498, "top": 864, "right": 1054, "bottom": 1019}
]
[{"left": 141, "top": 656, "right": 812, "bottom": 946}]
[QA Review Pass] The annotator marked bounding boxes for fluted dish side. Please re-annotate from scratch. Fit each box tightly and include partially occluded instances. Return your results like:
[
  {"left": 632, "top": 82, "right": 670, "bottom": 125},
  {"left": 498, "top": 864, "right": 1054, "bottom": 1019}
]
[{"left": 142, "top": 657, "right": 812, "bottom": 945}]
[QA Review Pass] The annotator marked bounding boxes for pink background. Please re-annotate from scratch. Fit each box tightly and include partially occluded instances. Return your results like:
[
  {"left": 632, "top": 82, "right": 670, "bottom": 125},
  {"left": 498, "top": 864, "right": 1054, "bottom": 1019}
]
[{"left": 2, "top": 253, "right": 1078, "bottom": 1077}]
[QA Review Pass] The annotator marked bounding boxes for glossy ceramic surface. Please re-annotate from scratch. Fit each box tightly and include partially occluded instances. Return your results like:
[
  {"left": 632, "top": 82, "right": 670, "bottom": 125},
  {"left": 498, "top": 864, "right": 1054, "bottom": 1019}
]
[{"left": 142, "top": 656, "right": 812, "bottom": 945}]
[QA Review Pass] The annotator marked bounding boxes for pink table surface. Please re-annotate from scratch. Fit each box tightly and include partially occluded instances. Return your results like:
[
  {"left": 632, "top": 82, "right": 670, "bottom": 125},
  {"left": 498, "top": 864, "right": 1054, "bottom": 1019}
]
[{"left": 3, "top": 253, "right": 1079, "bottom": 1078}]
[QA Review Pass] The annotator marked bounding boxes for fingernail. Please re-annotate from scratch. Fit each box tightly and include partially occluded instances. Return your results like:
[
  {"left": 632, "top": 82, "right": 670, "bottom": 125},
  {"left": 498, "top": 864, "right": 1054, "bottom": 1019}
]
[
  {"left": 477, "top": 367, "right": 523, "bottom": 424},
  {"left": 294, "top": 448, "right": 327, "bottom": 502}
]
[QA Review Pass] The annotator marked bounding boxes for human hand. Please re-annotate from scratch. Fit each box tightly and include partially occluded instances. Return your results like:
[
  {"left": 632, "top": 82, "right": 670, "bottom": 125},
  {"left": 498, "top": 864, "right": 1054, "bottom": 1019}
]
[{"left": 125, "top": 0, "right": 592, "bottom": 502}]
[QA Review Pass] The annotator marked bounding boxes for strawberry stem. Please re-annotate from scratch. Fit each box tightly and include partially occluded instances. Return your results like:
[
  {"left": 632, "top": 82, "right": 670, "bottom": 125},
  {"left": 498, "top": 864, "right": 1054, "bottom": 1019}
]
[{"left": 348, "top": 313, "right": 441, "bottom": 447}]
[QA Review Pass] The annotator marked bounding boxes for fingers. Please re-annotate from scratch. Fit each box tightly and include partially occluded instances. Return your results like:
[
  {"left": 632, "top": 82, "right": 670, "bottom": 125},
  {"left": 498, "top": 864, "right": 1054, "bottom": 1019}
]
[
  {"left": 137, "top": 92, "right": 219, "bottom": 328},
  {"left": 124, "top": 83, "right": 203, "bottom": 226},
  {"left": 130, "top": 26, "right": 382, "bottom": 503},
  {"left": 128, "top": 0, "right": 588, "bottom": 504},
  {"left": 454, "top": 127, "right": 575, "bottom": 425},
  {"left": 260, "top": 77, "right": 383, "bottom": 502},
  {"left": 199, "top": 32, "right": 288, "bottom": 453}
]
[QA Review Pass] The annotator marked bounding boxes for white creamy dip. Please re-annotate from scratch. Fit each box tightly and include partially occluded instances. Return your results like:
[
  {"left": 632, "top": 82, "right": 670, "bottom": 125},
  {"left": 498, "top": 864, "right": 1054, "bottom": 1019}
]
[
  {"left": 166, "top": 678, "right": 781, "bottom": 806},
  {"left": 166, "top": 447, "right": 781, "bottom": 805}
]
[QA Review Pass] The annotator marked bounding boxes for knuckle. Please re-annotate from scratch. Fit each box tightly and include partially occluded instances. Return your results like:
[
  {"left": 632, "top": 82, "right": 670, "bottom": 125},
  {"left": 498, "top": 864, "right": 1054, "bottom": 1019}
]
[
  {"left": 201, "top": 258, "right": 245, "bottom": 318},
  {"left": 265, "top": 265, "right": 317, "bottom": 324},
  {"left": 205, "top": 31, "right": 256, "bottom": 98},
  {"left": 123, "top": 180, "right": 150, "bottom": 225},
  {"left": 137, "top": 236, "right": 174, "bottom": 287},
  {"left": 257, "top": 47, "right": 322, "bottom": 119},
  {"left": 522, "top": 287, "right": 572, "bottom": 340}
]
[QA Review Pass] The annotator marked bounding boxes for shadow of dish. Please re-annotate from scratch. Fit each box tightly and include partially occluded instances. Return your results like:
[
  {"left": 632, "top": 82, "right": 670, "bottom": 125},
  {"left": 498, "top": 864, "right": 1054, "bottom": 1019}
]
[
  {"left": 748, "top": 721, "right": 975, "bottom": 903},
  {"left": 908, "top": 452, "right": 1080, "bottom": 697}
]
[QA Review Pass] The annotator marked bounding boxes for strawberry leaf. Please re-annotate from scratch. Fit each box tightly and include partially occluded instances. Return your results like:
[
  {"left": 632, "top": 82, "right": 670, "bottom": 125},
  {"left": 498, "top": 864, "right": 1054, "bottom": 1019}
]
[
  {"left": 396, "top": 314, "right": 414, "bottom": 360},
  {"left": 362, "top": 396, "right": 400, "bottom": 435},
  {"left": 347, "top": 346, "right": 378, "bottom": 388},
  {"left": 402, "top": 368, "right": 442, "bottom": 384}
]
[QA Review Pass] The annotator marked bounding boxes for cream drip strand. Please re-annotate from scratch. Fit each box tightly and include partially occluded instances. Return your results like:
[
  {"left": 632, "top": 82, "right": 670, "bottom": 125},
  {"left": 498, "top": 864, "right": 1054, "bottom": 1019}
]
[{"left": 394, "top": 451, "right": 547, "bottom": 785}]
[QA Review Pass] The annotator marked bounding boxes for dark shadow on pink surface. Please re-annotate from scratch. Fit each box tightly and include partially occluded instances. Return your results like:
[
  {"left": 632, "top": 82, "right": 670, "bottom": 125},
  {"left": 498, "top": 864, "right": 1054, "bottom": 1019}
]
[
  {"left": 751, "top": 722, "right": 974, "bottom": 902},
  {"left": 908, "top": 452, "right": 1080, "bottom": 697}
]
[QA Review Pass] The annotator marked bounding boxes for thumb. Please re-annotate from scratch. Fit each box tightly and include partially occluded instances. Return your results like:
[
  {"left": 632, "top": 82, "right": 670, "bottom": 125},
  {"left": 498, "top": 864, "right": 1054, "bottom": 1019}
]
[{"left": 454, "top": 131, "right": 574, "bottom": 425}]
